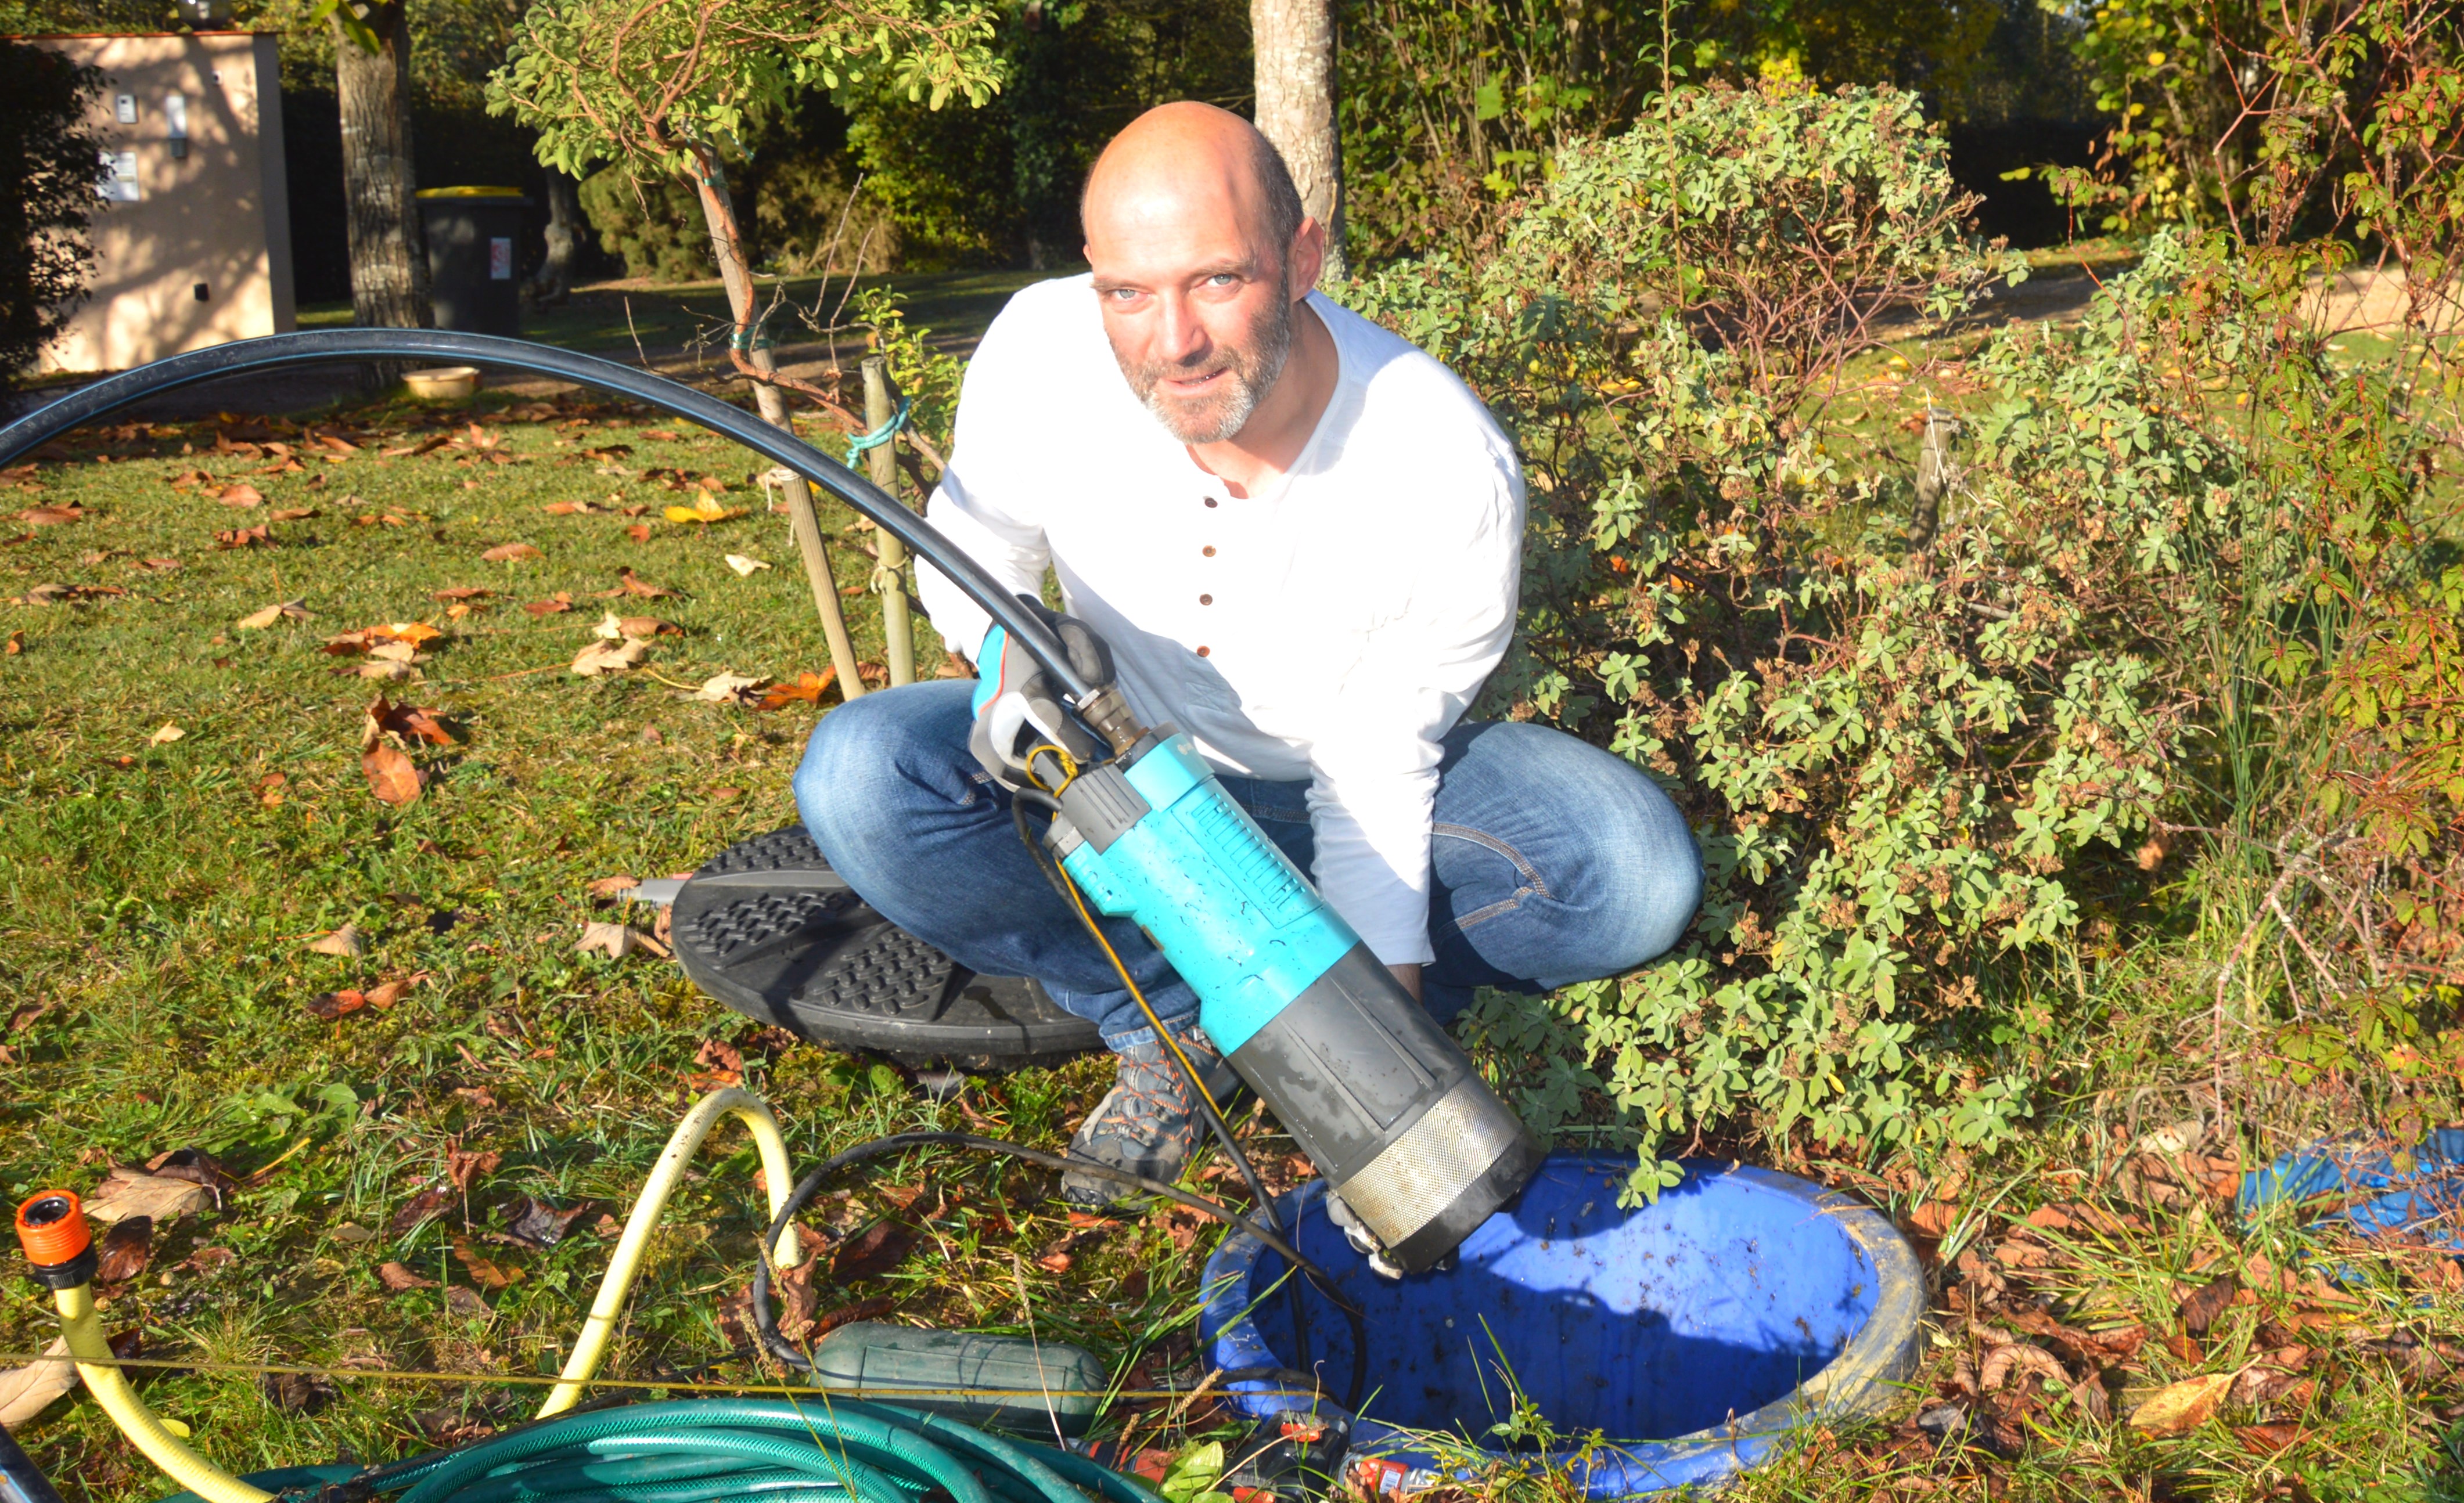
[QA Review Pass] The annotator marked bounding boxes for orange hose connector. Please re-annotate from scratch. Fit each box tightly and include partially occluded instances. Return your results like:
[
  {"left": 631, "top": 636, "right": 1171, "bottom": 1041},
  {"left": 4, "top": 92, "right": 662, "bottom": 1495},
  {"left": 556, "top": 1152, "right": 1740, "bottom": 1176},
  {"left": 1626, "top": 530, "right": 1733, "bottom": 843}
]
[{"left": 15, "top": 1191, "right": 89, "bottom": 1268}]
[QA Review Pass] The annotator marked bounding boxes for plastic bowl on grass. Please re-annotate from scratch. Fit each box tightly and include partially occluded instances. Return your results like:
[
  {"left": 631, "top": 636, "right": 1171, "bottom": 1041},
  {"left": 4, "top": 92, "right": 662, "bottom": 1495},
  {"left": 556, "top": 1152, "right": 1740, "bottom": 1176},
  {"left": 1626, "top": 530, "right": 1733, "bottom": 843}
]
[
  {"left": 1199, "top": 1154, "right": 1925, "bottom": 1498},
  {"left": 403, "top": 365, "right": 481, "bottom": 402}
]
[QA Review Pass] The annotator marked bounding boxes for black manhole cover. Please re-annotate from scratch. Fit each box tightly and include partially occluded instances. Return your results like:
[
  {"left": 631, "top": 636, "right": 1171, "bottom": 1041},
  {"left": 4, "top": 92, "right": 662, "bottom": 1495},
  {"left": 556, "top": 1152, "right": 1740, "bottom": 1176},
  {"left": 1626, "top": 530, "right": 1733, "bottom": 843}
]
[{"left": 675, "top": 826, "right": 1101, "bottom": 1071}]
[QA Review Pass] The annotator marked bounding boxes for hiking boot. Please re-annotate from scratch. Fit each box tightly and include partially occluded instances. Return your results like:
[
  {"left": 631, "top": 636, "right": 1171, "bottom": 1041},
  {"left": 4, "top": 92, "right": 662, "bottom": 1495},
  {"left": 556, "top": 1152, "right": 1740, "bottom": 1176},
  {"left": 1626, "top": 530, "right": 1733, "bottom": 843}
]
[{"left": 1061, "top": 1022, "right": 1241, "bottom": 1209}]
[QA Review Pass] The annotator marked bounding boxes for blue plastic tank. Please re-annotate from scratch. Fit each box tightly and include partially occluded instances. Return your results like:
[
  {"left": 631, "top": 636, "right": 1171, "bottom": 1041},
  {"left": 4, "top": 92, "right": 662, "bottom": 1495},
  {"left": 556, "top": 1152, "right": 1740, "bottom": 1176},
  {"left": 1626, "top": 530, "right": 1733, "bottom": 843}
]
[{"left": 1199, "top": 1155, "right": 1925, "bottom": 1498}]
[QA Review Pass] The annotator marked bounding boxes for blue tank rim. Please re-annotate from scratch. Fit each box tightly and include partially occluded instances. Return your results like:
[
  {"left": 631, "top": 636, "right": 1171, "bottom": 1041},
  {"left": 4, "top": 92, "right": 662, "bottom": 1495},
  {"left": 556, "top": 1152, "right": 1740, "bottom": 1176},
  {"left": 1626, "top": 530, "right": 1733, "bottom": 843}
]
[{"left": 1198, "top": 1155, "right": 1927, "bottom": 1499}]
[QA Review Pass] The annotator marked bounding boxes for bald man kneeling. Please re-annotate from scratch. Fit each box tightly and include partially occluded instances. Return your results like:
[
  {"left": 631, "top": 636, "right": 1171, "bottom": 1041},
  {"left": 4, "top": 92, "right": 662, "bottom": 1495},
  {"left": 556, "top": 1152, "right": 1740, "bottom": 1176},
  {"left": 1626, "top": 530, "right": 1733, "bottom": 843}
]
[{"left": 790, "top": 103, "right": 1700, "bottom": 1206}]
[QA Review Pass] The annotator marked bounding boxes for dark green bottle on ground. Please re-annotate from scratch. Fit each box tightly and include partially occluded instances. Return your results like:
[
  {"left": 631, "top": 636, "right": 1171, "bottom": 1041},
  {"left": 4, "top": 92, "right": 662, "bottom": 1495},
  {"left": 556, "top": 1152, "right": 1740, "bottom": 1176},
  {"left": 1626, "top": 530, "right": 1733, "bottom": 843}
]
[{"left": 807, "top": 1322, "right": 1108, "bottom": 1436}]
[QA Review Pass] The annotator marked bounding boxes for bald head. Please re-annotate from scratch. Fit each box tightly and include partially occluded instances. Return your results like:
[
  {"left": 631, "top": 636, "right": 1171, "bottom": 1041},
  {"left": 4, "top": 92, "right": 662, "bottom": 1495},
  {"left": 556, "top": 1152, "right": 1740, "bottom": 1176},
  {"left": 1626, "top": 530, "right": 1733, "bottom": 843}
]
[{"left": 1082, "top": 103, "right": 1305, "bottom": 276}]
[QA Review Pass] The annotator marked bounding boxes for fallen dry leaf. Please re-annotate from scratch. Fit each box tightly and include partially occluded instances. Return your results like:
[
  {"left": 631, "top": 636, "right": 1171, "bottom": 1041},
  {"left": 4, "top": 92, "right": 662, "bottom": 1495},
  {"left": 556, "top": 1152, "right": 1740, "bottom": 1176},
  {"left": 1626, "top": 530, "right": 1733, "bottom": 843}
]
[
  {"left": 624, "top": 524, "right": 652, "bottom": 543},
  {"left": 611, "top": 568, "right": 675, "bottom": 599},
  {"left": 758, "top": 669, "right": 838, "bottom": 710},
  {"left": 2128, "top": 1372, "right": 2235, "bottom": 1436},
  {"left": 3, "top": 631, "right": 20, "bottom": 655},
  {"left": 269, "top": 507, "right": 318, "bottom": 521},
  {"left": 85, "top": 1169, "right": 213, "bottom": 1225},
  {"left": 304, "top": 990, "right": 370, "bottom": 1021},
  {"left": 262, "top": 1369, "right": 337, "bottom": 1416},
  {"left": 2177, "top": 1275, "right": 2240, "bottom": 1335},
  {"left": 576, "top": 920, "right": 665, "bottom": 959},
  {"left": 378, "top": 1261, "right": 437, "bottom": 1293},
  {"left": 20, "top": 505, "right": 83, "bottom": 526},
  {"left": 832, "top": 1219, "right": 920, "bottom": 1283},
  {"left": 571, "top": 636, "right": 651, "bottom": 677},
  {"left": 502, "top": 1196, "right": 589, "bottom": 1250},
  {"left": 149, "top": 724, "right": 184, "bottom": 746},
  {"left": 215, "top": 482, "right": 264, "bottom": 509},
  {"left": 2235, "top": 1422, "right": 2304, "bottom": 1455},
  {"left": 724, "top": 554, "right": 771, "bottom": 576},
  {"left": 257, "top": 772, "right": 286, "bottom": 807},
  {"left": 451, "top": 1237, "right": 522, "bottom": 1291},
  {"left": 363, "top": 743, "right": 422, "bottom": 806},
  {"left": 1980, "top": 1342, "right": 2069, "bottom": 1393},
  {"left": 307, "top": 922, "right": 368, "bottom": 958},
  {"left": 433, "top": 586, "right": 489, "bottom": 603},
  {"left": 447, "top": 1149, "right": 501, "bottom": 1194},
  {"left": 480, "top": 542, "right": 541, "bottom": 562},
  {"left": 388, "top": 1184, "right": 454, "bottom": 1237},
  {"left": 147, "top": 1148, "right": 237, "bottom": 1202},
  {"left": 663, "top": 496, "right": 743, "bottom": 525},
  {"left": 214, "top": 524, "right": 271, "bottom": 549},
  {"left": 93, "top": 1216, "right": 153, "bottom": 1284},
  {"left": 0, "top": 1339, "right": 78, "bottom": 1429},
  {"left": 238, "top": 598, "right": 310, "bottom": 630},
  {"left": 691, "top": 672, "right": 764, "bottom": 705},
  {"left": 523, "top": 593, "right": 575, "bottom": 617},
  {"left": 585, "top": 874, "right": 639, "bottom": 898}
]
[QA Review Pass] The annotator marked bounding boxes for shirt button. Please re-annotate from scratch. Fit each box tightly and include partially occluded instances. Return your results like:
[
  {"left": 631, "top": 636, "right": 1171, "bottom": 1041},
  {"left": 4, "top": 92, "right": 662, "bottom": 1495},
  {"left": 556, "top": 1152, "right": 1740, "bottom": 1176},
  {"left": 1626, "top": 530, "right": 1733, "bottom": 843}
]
[
  {"left": 1199, "top": 593, "right": 1213, "bottom": 605},
  {"left": 1202, "top": 546, "right": 1216, "bottom": 557},
  {"left": 1196, "top": 646, "right": 1211, "bottom": 658}
]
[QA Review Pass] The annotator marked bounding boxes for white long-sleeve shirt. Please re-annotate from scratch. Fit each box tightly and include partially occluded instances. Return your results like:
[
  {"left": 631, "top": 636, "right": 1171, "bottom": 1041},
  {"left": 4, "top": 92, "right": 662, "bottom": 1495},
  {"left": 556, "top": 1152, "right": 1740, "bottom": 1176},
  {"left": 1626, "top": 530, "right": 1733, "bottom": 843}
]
[{"left": 915, "top": 275, "right": 1524, "bottom": 965}]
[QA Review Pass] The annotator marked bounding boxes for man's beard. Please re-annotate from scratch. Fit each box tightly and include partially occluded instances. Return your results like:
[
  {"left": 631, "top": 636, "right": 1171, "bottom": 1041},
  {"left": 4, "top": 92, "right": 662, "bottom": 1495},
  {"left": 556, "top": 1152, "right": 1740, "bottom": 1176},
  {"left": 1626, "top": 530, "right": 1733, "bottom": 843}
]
[{"left": 1116, "top": 269, "right": 1296, "bottom": 445}]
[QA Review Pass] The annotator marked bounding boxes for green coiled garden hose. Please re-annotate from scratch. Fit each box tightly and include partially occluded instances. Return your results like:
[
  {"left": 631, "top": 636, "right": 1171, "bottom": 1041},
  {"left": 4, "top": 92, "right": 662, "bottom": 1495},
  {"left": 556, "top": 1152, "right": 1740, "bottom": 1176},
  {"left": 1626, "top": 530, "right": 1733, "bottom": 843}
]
[{"left": 286, "top": 1397, "right": 1159, "bottom": 1503}]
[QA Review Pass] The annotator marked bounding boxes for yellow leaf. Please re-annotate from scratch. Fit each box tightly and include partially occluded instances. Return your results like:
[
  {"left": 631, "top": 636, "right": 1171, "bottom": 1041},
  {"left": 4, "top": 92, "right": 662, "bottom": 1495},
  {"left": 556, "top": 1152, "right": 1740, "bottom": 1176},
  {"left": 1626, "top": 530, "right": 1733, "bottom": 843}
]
[{"left": 2129, "top": 1372, "right": 2233, "bottom": 1436}]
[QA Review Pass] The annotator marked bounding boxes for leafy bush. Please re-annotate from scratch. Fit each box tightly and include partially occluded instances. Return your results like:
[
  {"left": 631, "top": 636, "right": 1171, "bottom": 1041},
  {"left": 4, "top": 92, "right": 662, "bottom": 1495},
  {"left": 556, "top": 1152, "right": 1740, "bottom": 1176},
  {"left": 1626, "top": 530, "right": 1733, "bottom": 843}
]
[
  {"left": 578, "top": 170, "right": 715, "bottom": 283},
  {"left": 1345, "top": 81, "right": 2464, "bottom": 1191},
  {"left": 0, "top": 39, "right": 102, "bottom": 388}
]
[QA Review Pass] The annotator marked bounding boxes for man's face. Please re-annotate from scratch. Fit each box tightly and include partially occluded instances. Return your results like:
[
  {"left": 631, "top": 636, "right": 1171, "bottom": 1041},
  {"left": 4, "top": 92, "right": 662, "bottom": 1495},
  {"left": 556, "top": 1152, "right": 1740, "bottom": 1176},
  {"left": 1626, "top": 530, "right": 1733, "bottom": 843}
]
[{"left": 1085, "top": 189, "right": 1297, "bottom": 445}]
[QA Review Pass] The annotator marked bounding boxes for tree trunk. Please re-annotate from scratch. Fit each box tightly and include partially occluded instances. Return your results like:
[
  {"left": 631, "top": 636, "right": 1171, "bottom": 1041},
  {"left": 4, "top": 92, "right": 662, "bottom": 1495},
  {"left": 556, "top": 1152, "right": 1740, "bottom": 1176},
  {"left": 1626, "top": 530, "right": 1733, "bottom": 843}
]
[
  {"left": 531, "top": 168, "right": 580, "bottom": 307},
  {"left": 335, "top": 0, "right": 427, "bottom": 385},
  {"left": 686, "top": 147, "right": 868, "bottom": 701},
  {"left": 1250, "top": 0, "right": 1346, "bottom": 283}
]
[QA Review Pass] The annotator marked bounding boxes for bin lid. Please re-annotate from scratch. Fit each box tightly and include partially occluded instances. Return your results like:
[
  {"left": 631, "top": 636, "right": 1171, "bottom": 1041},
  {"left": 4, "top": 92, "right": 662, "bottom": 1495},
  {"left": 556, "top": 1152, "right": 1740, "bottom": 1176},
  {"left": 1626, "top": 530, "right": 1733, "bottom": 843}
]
[{"left": 418, "top": 186, "right": 527, "bottom": 200}]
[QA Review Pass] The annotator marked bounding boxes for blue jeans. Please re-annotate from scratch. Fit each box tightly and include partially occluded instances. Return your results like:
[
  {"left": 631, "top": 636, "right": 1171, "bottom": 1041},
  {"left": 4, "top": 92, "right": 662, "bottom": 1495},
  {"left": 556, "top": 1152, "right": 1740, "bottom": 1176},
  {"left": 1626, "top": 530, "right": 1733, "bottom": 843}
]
[{"left": 793, "top": 681, "right": 1702, "bottom": 1048}]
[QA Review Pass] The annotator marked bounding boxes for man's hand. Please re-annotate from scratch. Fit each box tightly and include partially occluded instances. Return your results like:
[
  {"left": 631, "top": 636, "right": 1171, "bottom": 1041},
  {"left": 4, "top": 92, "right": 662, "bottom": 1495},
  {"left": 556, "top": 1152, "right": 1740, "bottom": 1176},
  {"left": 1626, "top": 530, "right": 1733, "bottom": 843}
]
[{"left": 1389, "top": 963, "right": 1423, "bottom": 1003}]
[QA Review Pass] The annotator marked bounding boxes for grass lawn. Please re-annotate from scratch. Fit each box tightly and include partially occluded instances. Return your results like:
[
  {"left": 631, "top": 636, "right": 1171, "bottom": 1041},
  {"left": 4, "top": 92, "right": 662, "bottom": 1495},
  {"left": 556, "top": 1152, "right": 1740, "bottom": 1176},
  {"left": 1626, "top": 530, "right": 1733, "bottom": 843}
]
[{"left": 0, "top": 316, "right": 2458, "bottom": 1500}]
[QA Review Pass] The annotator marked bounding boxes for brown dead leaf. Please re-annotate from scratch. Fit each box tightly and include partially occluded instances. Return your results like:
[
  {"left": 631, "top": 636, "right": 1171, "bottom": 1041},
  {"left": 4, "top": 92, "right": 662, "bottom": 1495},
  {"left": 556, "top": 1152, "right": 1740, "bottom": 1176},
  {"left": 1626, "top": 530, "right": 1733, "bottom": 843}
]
[
  {"left": 2128, "top": 1372, "right": 2234, "bottom": 1436},
  {"left": 93, "top": 1216, "right": 153, "bottom": 1284},
  {"left": 447, "top": 1149, "right": 502, "bottom": 1194},
  {"left": 214, "top": 524, "right": 271, "bottom": 549},
  {"left": 382, "top": 435, "right": 451, "bottom": 458},
  {"left": 611, "top": 568, "right": 675, "bottom": 599},
  {"left": 270, "top": 507, "right": 319, "bottom": 521},
  {"left": 305, "top": 990, "right": 370, "bottom": 1021},
  {"left": 3, "top": 631, "right": 19, "bottom": 655},
  {"left": 693, "top": 1037, "right": 744, "bottom": 1087},
  {"left": 577, "top": 920, "right": 666, "bottom": 959},
  {"left": 523, "top": 593, "right": 575, "bottom": 617},
  {"left": 307, "top": 922, "right": 367, "bottom": 957},
  {"left": 19, "top": 505, "right": 83, "bottom": 525},
  {"left": 433, "top": 586, "right": 489, "bottom": 602},
  {"left": 215, "top": 482, "right": 264, "bottom": 509},
  {"left": 2235, "top": 1423, "right": 2304, "bottom": 1456},
  {"left": 1980, "top": 1342, "right": 2069, "bottom": 1393},
  {"left": 378, "top": 1260, "right": 437, "bottom": 1292},
  {"left": 363, "top": 743, "right": 422, "bottom": 806},
  {"left": 85, "top": 1169, "right": 212, "bottom": 1224},
  {"left": 832, "top": 1219, "right": 919, "bottom": 1283},
  {"left": 388, "top": 1184, "right": 455, "bottom": 1237},
  {"left": 691, "top": 672, "right": 764, "bottom": 705},
  {"left": 1906, "top": 1200, "right": 1961, "bottom": 1238},
  {"left": 571, "top": 636, "right": 650, "bottom": 676},
  {"left": 501, "top": 1196, "right": 589, "bottom": 1250},
  {"left": 146, "top": 1148, "right": 237, "bottom": 1202},
  {"left": 237, "top": 598, "right": 310, "bottom": 630},
  {"left": 451, "top": 1237, "right": 522, "bottom": 1290},
  {"left": 480, "top": 542, "right": 541, "bottom": 562},
  {"left": 2178, "top": 1275, "right": 2240, "bottom": 1335},
  {"left": 758, "top": 668, "right": 839, "bottom": 711},
  {"left": 0, "top": 1338, "right": 79, "bottom": 1428},
  {"left": 586, "top": 874, "right": 640, "bottom": 898}
]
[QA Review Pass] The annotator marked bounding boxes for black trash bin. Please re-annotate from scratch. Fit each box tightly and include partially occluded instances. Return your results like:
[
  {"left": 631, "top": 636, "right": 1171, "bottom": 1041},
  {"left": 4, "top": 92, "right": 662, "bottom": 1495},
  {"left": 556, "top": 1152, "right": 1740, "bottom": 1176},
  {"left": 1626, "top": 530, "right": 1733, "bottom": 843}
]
[{"left": 418, "top": 187, "right": 529, "bottom": 336}]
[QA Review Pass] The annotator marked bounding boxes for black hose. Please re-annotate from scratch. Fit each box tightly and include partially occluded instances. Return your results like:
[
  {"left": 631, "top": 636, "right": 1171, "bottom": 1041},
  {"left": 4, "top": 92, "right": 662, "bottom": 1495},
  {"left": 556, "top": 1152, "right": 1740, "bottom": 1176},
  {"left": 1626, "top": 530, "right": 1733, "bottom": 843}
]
[
  {"left": 746, "top": 1133, "right": 1366, "bottom": 1414},
  {"left": 0, "top": 330, "right": 1095, "bottom": 703}
]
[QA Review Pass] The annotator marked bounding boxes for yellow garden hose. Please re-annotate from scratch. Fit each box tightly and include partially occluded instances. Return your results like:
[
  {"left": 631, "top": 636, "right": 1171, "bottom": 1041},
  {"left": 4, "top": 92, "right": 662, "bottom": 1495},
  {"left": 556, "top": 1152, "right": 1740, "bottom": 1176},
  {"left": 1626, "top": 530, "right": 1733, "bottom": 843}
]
[
  {"left": 12, "top": 1086, "right": 801, "bottom": 1498},
  {"left": 534, "top": 1086, "right": 798, "bottom": 1417}
]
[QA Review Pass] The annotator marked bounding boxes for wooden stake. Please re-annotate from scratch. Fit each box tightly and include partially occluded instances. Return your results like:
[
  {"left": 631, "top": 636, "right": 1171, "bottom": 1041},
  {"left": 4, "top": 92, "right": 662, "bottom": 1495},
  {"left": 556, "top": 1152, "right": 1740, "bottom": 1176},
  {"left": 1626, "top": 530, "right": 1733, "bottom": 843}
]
[{"left": 864, "top": 354, "right": 916, "bottom": 687}]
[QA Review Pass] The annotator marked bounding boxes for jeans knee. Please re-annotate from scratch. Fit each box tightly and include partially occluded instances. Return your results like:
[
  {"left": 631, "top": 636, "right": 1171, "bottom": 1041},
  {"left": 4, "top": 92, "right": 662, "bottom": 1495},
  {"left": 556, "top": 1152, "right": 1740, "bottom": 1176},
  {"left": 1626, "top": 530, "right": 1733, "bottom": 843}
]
[
  {"left": 1548, "top": 774, "right": 1701, "bottom": 980},
  {"left": 793, "top": 683, "right": 973, "bottom": 856}
]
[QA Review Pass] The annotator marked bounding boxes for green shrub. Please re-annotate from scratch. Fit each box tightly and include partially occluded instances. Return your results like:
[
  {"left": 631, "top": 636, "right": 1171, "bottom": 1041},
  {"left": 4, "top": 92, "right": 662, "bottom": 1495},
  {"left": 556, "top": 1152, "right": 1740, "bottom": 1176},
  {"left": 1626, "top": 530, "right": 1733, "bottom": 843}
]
[
  {"left": 577, "top": 169, "right": 717, "bottom": 283},
  {"left": 1344, "top": 82, "right": 2464, "bottom": 1191},
  {"left": 0, "top": 39, "right": 102, "bottom": 388}
]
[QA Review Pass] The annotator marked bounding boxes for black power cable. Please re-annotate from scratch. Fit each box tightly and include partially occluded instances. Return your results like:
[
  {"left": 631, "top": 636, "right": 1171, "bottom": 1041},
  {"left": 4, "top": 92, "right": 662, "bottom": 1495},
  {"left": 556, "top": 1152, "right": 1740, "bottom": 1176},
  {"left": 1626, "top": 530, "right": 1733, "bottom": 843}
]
[{"left": 746, "top": 1132, "right": 1366, "bottom": 1414}]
